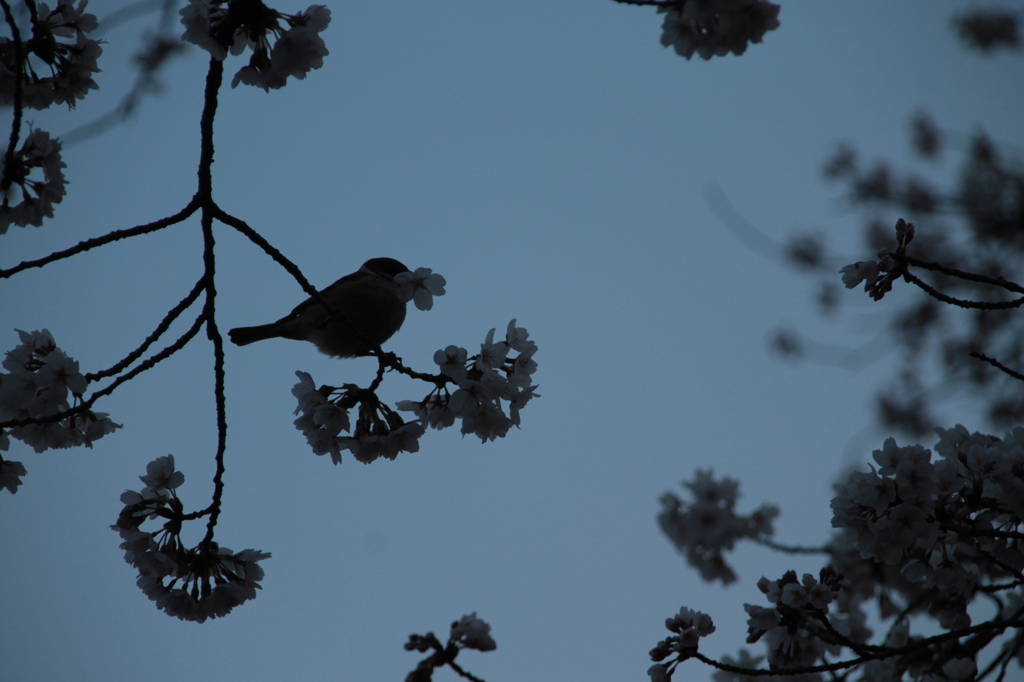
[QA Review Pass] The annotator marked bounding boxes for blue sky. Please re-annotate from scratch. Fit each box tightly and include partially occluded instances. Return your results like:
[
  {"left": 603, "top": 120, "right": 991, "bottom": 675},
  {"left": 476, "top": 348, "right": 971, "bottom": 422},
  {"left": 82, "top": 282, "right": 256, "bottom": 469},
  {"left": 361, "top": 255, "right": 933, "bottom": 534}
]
[{"left": 3, "top": 2, "right": 1023, "bottom": 681}]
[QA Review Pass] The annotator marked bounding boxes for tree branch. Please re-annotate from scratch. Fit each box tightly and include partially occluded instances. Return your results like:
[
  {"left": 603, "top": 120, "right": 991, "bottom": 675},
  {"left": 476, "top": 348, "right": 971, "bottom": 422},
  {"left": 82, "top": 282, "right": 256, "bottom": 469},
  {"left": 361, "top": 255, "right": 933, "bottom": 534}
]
[
  {"left": 900, "top": 269, "right": 1024, "bottom": 310},
  {"left": 752, "top": 537, "right": 829, "bottom": 555},
  {"left": 904, "top": 255, "right": 1024, "bottom": 296},
  {"left": 0, "top": 0, "right": 25, "bottom": 195},
  {"left": 448, "top": 660, "right": 487, "bottom": 682},
  {"left": 85, "top": 274, "right": 206, "bottom": 382},
  {"left": 0, "top": 195, "right": 201, "bottom": 278},
  {"left": 0, "top": 310, "right": 206, "bottom": 430},
  {"left": 690, "top": 615, "right": 1024, "bottom": 677},
  {"left": 210, "top": 206, "right": 326, "bottom": 305},
  {"left": 970, "top": 352, "right": 1024, "bottom": 382},
  {"left": 195, "top": 56, "right": 228, "bottom": 548},
  {"left": 609, "top": 0, "right": 679, "bottom": 6}
]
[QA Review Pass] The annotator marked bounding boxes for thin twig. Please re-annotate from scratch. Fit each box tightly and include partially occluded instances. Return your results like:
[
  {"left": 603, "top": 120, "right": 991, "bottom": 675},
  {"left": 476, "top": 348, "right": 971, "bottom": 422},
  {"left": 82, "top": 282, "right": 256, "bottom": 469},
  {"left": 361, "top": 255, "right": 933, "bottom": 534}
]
[
  {"left": 991, "top": 633, "right": 1023, "bottom": 682},
  {"left": 380, "top": 352, "right": 451, "bottom": 386},
  {"left": 752, "top": 537, "right": 829, "bottom": 555},
  {"left": 970, "top": 352, "right": 1024, "bottom": 382},
  {"left": 905, "top": 255, "right": 1024, "bottom": 295},
  {"left": 901, "top": 270, "right": 1024, "bottom": 310},
  {"left": 86, "top": 274, "right": 206, "bottom": 381},
  {"left": 808, "top": 609, "right": 880, "bottom": 657},
  {"left": 63, "top": 0, "right": 186, "bottom": 147},
  {"left": 610, "top": 0, "right": 680, "bottom": 6},
  {"left": 448, "top": 660, "right": 486, "bottom": 682},
  {"left": 939, "top": 521, "right": 1024, "bottom": 543},
  {"left": 0, "top": 311, "right": 206, "bottom": 430},
  {"left": 210, "top": 206, "right": 324, "bottom": 304},
  {"left": 0, "top": 195, "right": 201, "bottom": 278},
  {"left": 691, "top": 615, "right": 1024, "bottom": 676}
]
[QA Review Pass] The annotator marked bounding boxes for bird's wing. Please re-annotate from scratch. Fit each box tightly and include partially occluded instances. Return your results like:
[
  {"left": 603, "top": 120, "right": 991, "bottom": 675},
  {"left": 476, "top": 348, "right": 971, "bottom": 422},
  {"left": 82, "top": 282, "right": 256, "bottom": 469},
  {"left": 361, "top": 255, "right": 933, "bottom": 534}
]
[{"left": 276, "top": 271, "right": 362, "bottom": 323}]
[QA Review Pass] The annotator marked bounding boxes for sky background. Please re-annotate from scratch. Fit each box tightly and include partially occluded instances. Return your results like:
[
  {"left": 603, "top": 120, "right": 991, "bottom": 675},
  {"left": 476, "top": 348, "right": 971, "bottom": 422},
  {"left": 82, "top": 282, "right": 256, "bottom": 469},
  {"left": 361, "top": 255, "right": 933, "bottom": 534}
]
[{"left": 2, "top": 2, "right": 1023, "bottom": 681}]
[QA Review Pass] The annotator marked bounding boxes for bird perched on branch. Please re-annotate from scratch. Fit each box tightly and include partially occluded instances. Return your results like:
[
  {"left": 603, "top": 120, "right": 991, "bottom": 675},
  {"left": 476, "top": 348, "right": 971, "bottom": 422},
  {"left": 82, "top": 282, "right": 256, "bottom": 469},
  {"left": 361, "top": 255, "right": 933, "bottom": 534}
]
[{"left": 228, "top": 257, "right": 410, "bottom": 358}]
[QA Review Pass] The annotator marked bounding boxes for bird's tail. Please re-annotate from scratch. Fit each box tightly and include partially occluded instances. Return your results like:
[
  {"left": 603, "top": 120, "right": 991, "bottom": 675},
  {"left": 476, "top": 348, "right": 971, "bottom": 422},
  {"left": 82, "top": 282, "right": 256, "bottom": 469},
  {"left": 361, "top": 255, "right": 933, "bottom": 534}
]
[{"left": 228, "top": 324, "right": 281, "bottom": 347}]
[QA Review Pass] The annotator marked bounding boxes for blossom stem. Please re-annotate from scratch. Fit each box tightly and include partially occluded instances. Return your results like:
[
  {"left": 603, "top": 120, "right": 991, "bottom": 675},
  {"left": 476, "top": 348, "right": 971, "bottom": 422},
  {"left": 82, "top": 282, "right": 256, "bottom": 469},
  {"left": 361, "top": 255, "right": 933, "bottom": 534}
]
[{"left": 378, "top": 352, "right": 451, "bottom": 386}]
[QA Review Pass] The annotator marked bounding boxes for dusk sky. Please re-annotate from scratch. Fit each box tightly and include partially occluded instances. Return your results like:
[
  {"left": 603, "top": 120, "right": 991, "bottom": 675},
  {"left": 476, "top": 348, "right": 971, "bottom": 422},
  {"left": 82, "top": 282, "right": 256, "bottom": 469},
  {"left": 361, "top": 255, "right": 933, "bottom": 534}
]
[{"left": 3, "top": 2, "right": 1023, "bottom": 681}]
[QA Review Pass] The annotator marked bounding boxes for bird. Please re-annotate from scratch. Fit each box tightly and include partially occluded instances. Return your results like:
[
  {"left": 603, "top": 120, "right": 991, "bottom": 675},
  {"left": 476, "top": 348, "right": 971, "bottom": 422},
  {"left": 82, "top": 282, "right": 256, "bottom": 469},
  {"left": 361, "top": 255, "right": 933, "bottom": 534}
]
[{"left": 228, "top": 257, "right": 410, "bottom": 358}]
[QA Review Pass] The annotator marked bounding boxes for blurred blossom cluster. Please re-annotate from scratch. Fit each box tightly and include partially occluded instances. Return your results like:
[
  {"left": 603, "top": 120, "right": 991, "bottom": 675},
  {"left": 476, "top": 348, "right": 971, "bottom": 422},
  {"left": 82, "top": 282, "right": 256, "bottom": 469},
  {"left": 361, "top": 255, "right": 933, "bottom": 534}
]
[
  {"left": 658, "top": 0, "right": 780, "bottom": 60},
  {"left": 657, "top": 469, "right": 779, "bottom": 583},
  {"left": 111, "top": 454, "right": 270, "bottom": 622},
  {"left": 293, "top": 319, "right": 539, "bottom": 464},
  {"left": 180, "top": 0, "right": 330, "bottom": 90},
  {"left": 404, "top": 612, "right": 496, "bottom": 682},
  {"left": 0, "top": 329, "right": 119, "bottom": 491},
  {"left": 0, "top": 0, "right": 102, "bottom": 110},
  {"left": 780, "top": 115, "right": 1024, "bottom": 437},
  {"left": 449, "top": 612, "right": 498, "bottom": 652},
  {"left": 952, "top": 8, "right": 1021, "bottom": 53},
  {"left": 0, "top": 128, "right": 66, "bottom": 231},
  {"left": 653, "top": 426, "right": 1024, "bottom": 680}
]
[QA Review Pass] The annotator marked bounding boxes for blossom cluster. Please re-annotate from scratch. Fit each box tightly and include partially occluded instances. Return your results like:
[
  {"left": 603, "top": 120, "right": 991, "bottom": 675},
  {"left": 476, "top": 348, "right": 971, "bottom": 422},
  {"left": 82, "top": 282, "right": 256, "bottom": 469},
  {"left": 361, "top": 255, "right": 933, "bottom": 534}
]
[
  {"left": 180, "top": 0, "right": 330, "bottom": 91},
  {"left": 0, "top": 129, "right": 67, "bottom": 232},
  {"left": 743, "top": 567, "right": 846, "bottom": 669},
  {"left": 658, "top": 0, "right": 780, "bottom": 61},
  {"left": 293, "top": 371, "right": 427, "bottom": 464},
  {"left": 398, "top": 319, "right": 539, "bottom": 442},
  {"left": 0, "top": 0, "right": 99, "bottom": 231},
  {"left": 657, "top": 469, "right": 779, "bottom": 583},
  {"left": 648, "top": 607, "right": 715, "bottom": 682},
  {"left": 953, "top": 8, "right": 1021, "bottom": 52},
  {"left": 111, "top": 454, "right": 270, "bottom": 622},
  {"left": 404, "top": 612, "right": 496, "bottom": 682},
  {"left": 839, "top": 218, "right": 915, "bottom": 300},
  {"left": 449, "top": 611, "right": 497, "bottom": 652},
  {"left": 293, "top": 319, "right": 539, "bottom": 463},
  {"left": 656, "top": 424, "right": 1024, "bottom": 680},
  {"left": 0, "top": 0, "right": 102, "bottom": 110},
  {"left": 831, "top": 426, "right": 1024, "bottom": 631},
  {"left": 0, "top": 329, "right": 119, "bottom": 467}
]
